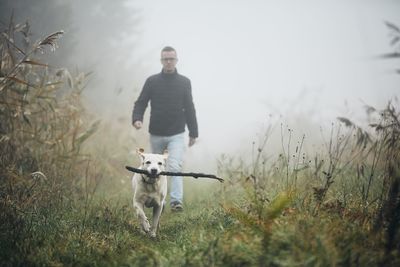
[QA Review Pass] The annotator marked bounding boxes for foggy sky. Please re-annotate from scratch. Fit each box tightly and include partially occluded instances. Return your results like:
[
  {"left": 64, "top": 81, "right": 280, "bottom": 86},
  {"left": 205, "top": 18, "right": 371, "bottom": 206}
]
[
  {"left": 2, "top": 0, "right": 400, "bottom": 172},
  {"left": 123, "top": 0, "right": 399, "bottom": 169}
]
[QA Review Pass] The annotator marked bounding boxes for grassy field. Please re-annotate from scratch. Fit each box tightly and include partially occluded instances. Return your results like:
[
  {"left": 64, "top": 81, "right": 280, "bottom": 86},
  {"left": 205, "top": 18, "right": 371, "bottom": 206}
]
[
  {"left": 1, "top": 18, "right": 400, "bottom": 267},
  {"left": 2, "top": 168, "right": 399, "bottom": 266}
]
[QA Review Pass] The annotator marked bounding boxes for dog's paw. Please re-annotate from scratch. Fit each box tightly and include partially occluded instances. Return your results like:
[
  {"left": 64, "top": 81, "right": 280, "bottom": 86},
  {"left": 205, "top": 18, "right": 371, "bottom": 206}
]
[
  {"left": 149, "top": 231, "right": 157, "bottom": 238},
  {"left": 141, "top": 220, "right": 151, "bottom": 233},
  {"left": 139, "top": 228, "right": 148, "bottom": 235}
]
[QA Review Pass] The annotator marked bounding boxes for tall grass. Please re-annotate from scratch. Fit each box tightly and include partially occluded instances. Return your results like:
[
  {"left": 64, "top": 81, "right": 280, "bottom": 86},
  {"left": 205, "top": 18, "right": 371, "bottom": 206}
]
[
  {"left": 215, "top": 101, "right": 400, "bottom": 266},
  {"left": 0, "top": 17, "right": 102, "bottom": 265},
  {"left": 1, "top": 18, "right": 400, "bottom": 267}
]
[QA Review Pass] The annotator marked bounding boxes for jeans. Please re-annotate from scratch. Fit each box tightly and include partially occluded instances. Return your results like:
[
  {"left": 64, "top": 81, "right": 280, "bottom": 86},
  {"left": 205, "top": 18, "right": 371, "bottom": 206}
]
[{"left": 150, "top": 133, "right": 185, "bottom": 204}]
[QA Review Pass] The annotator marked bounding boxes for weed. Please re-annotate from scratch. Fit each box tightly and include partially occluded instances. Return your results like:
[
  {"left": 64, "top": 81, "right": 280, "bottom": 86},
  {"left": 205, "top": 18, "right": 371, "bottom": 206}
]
[{"left": 1, "top": 17, "right": 400, "bottom": 267}]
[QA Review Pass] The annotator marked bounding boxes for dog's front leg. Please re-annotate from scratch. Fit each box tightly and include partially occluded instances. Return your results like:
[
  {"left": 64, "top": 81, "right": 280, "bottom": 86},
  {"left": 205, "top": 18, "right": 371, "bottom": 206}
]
[
  {"left": 133, "top": 200, "right": 150, "bottom": 233},
  {"left": 150, "top": 204, "right": 163, "bottom": 238}
]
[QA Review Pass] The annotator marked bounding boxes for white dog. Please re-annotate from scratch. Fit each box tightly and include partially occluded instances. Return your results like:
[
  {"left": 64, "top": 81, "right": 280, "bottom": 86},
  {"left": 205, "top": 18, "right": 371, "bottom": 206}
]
[{"left": 131, "top": 148, "right": 168, "bottom": 237}]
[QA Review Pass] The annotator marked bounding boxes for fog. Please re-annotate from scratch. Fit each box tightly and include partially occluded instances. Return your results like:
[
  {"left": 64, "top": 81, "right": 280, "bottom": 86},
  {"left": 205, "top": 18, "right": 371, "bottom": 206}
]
[
  {"left": 2, "top": 0, "right": 400, "bottom": 172},
  {"left": 126, "top": 0, "right": 400, "bottom": 171}
]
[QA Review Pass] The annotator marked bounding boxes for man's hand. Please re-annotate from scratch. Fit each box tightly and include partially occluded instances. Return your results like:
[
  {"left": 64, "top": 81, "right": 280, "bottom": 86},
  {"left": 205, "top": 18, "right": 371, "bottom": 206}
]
[
  {"left": 189, "top": 137, "right": 196, "bottom": 147},
  {"left": 133, "top": 121, "right": 142, "bottom": 130}
]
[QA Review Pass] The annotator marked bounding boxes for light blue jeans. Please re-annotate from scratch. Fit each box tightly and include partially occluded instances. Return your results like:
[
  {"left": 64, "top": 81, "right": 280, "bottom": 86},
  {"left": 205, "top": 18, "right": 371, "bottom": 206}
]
[{"left": 150, "top": 133, "right": 185, "bottom": 204}]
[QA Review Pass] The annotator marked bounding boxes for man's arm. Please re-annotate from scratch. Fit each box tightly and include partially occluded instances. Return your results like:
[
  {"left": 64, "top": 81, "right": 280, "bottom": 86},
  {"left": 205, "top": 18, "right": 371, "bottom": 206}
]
[
  {"left": 188, "top": 137, "right": 196, "bottom": 147},
  {"left": 183, "top": 80, "right": 198, "bottom": 145},
  {"left": 132, "top": 79, "right": 151, "bottom": 129}
]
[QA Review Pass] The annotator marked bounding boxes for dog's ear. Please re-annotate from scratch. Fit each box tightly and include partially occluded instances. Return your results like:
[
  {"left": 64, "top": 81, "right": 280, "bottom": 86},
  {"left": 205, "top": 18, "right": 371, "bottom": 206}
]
[
  {"left": 162, "top": 149, "right": 168, "bottom": 159},
  {"left": 136, "top": 148, "right": 145, "bottom": 159}
]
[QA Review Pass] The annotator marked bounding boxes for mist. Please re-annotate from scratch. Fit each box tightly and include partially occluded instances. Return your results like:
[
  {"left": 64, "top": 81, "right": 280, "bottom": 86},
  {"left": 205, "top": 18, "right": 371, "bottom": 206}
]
[
  {"left": 1, "top": 0, "right": 399, "bottom": 173},
  {"left": 127, "top": 0, "right": 400, "bottom": 172}
]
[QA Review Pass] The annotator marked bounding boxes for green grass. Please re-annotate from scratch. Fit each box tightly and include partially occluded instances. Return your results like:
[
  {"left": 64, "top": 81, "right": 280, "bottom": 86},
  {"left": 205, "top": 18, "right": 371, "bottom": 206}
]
[
  {"left": 1, "top": 182, "right": 398, "bottom": 267},
  {"left": 2, "top": 16, "right": 400, "bottom": 267}
]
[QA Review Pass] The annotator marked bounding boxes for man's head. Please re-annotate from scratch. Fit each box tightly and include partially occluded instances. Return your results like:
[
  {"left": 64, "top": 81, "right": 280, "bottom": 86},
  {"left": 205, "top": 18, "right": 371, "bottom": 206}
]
[{"left": 161, "top": 46, "right": 178, "bottom": 73}]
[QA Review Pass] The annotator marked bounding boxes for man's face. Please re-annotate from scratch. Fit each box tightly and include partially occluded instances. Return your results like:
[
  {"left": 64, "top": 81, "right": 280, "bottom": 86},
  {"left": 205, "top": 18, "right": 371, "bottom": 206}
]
[{"left": 161, "top": 51, "right": 178, "bottom": 73}]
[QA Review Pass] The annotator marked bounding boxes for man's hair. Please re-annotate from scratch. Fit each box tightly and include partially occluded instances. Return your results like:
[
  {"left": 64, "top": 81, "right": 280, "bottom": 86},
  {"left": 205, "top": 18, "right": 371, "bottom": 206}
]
[{"left": 161, "top": 46, "right": 176, "bottom": 53}]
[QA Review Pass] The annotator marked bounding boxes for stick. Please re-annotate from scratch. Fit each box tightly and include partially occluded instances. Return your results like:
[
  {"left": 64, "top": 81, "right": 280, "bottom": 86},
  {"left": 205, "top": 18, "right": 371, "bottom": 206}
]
[{"left": 125, "top": 166, "right": 224, "bottom": 183}]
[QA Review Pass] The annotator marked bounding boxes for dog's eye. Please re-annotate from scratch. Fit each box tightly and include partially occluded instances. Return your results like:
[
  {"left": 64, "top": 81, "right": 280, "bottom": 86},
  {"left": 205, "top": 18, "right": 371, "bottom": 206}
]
[
  {"left": 145, "top": 161, "right": 151, "bottom": 165},
  {"left": 158, "top": 162, "right": 163, "bottom": 166}
]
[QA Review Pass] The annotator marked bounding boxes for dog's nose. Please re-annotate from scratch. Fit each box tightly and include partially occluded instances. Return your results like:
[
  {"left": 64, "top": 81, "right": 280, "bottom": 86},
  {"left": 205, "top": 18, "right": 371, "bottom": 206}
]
[{"left": 150, "top": 168, "right": 158, "bottom": 175}]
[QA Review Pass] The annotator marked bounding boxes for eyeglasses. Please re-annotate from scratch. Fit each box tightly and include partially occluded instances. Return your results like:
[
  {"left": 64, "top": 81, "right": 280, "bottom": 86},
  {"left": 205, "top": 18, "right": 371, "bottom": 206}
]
[{"left": 161, "top": 57, "right": 177, "bottom": 62}]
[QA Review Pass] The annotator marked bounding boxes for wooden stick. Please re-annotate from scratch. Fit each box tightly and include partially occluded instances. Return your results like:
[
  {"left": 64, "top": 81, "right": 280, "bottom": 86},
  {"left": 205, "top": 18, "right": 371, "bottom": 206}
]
[{"left": 125, "top": 166, "right": 224, "bottom": 183}]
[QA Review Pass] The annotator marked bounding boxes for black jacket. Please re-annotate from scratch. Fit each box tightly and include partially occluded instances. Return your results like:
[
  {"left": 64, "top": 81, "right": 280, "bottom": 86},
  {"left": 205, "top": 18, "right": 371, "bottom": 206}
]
[{"left": 132, "top": 70, "right": 198, "bottom": 138}]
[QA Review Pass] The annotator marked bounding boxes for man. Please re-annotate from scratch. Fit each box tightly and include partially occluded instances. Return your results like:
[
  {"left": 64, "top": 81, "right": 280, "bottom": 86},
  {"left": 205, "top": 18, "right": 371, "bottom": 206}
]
[{"left": 132, "top": 46, "right": 198, "bottom": 212}]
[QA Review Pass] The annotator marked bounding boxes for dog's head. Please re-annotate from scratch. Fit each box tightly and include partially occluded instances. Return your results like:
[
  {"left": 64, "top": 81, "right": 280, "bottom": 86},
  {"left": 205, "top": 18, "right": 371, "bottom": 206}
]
[{"left": 137, "top": 148, "right": 168, "bottom": 180}]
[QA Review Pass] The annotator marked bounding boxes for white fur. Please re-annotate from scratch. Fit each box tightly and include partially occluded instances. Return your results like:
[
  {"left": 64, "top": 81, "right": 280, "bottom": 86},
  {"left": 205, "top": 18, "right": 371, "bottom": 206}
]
[{"left": 131, "top": 149, "right": 168, "bottom": 238}]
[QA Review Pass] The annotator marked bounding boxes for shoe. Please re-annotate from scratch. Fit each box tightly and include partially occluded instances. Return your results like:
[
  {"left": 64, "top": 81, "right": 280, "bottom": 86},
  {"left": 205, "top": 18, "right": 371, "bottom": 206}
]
[{"left": 171, "top": 202, "right": 183, "bottom": 212}]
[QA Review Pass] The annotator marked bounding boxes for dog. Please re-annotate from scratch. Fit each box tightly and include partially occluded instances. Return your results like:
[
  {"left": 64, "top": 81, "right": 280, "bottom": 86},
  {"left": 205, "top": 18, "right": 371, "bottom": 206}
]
[{"left": 131, "top": 148, "right": 168, "bottom": 237}]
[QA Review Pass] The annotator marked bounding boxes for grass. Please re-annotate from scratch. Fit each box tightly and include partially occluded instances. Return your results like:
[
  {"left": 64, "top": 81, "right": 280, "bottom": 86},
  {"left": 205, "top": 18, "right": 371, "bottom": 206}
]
[
  {"left": 1, "top": 17, "right": 400, "bottom": 267},
  {"left": 2, "top": 185, "right": 394, "bottom": 266}
]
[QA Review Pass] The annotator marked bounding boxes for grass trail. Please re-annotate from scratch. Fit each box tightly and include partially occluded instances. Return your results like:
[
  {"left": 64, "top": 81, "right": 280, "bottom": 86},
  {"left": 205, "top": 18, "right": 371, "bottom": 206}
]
[
  {"left": 3, "top": 184, "right": 393, "bottom": 267},
  {"left": 2, "top": 16, "right": 400, "bottom": 267}
]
